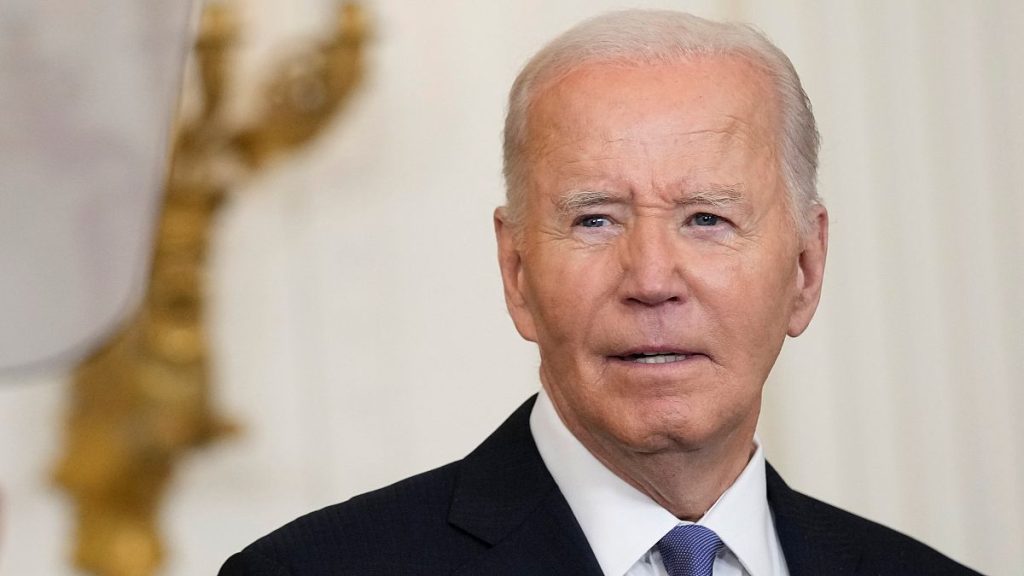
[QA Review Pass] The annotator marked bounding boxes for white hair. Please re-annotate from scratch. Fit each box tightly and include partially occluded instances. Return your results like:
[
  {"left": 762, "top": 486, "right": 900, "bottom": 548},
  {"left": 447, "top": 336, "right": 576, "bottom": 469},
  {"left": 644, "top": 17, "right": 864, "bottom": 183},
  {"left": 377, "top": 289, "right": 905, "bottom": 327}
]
[{"left": 502, "top": 10, "right": 821, "bottom": 236}]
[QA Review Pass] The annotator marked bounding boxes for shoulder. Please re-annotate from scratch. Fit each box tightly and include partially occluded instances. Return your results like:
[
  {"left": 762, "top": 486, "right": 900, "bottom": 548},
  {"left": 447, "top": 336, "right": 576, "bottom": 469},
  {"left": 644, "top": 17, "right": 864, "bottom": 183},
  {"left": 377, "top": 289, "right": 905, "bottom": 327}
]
[
  {"left": 219, "top": 461, "right": 484, "bottom": 576},
  {"left": 767, "top": 464, "right": 980, "bottom": 575}
]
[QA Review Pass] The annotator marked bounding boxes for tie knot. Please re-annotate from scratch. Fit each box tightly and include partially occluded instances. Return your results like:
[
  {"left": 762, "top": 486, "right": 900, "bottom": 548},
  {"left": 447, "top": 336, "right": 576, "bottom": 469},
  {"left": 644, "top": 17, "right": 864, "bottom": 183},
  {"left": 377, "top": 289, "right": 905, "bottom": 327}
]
[{"left": 656, "top": 524, "right": 724, "bottom": 576}]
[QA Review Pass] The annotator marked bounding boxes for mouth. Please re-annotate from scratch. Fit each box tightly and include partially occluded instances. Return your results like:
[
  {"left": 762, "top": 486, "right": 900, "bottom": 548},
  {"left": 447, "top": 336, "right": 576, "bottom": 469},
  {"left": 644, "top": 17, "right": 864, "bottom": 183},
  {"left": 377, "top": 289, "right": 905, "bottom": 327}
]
[{"left": 611, "top": 350, "right": 702, "bottom": 365}]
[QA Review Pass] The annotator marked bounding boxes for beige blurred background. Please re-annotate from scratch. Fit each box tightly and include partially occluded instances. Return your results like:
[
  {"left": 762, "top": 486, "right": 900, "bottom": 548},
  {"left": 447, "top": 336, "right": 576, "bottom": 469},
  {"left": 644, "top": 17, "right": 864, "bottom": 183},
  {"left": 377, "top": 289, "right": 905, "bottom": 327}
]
[{"left": 1, "top": 0, "right": 1021, "bottom": 574}]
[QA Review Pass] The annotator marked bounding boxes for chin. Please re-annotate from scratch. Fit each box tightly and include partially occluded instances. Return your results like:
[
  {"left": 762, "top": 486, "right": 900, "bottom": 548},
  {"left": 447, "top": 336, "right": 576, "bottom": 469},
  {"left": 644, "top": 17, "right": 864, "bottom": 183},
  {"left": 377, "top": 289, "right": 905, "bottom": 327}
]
[
  {"left": 602, "top": 394, "right": 755, "bottom": 456},
  {"left": 596, "top": 407, "right": 715, "bottom": 454}
]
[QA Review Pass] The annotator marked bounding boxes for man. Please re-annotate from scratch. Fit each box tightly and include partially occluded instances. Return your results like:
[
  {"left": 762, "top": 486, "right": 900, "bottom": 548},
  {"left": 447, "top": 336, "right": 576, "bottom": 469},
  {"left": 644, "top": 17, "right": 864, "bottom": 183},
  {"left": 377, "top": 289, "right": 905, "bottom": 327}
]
[{"left": 221, "top": 10, "right": 978, "bottom": 575}]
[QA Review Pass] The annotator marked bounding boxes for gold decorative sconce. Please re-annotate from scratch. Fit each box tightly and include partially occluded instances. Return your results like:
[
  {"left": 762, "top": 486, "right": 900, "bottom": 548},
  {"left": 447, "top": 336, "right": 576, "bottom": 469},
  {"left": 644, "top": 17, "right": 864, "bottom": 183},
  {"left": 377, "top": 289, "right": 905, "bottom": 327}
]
[{"left": 52, "top": 3, "right": 368, "bottom": 575}]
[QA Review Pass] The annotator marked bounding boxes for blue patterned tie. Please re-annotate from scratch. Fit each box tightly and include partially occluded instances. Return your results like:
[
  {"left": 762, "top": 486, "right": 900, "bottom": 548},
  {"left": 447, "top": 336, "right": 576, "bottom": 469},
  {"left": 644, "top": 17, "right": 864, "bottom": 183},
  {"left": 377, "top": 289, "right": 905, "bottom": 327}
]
[{"left": 656, "top": 524, "right": 724, "bottom": 576}]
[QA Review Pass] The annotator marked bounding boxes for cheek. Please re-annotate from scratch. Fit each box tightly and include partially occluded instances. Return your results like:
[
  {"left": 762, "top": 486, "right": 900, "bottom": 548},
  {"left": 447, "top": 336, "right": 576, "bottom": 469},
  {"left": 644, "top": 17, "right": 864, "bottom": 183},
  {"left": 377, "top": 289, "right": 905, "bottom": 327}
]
[
  {"left": 523, "top": 247, "right": 617, "bottom": 342},
  {"left": 695, "top": 251, "right": 798, "bottom": 343}
]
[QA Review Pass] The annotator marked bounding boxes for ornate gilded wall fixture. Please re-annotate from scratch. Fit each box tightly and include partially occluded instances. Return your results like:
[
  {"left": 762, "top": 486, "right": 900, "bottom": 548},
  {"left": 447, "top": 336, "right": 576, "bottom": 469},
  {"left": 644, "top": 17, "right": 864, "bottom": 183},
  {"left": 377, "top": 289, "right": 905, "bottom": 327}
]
[{"left": 52, "top": 3, "right": 368, "bottom": 575}]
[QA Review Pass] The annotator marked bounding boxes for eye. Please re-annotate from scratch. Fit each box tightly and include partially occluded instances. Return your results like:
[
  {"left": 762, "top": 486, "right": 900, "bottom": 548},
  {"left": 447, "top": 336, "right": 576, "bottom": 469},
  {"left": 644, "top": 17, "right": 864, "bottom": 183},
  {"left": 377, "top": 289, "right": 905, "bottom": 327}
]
[
  {"left": 574, "top": 215, "right": 613, "bottom": 228},
  {"left": 691, "top": 213, "right": 721, "bottom": 227}
]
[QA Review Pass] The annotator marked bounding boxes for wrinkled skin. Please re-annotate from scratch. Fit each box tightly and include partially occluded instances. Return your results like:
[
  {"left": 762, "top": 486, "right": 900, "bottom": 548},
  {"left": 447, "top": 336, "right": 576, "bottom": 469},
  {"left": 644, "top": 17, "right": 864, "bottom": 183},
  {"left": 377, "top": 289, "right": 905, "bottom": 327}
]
[{"left": 495, "top": 56, "right": 828, "bottom": 518}]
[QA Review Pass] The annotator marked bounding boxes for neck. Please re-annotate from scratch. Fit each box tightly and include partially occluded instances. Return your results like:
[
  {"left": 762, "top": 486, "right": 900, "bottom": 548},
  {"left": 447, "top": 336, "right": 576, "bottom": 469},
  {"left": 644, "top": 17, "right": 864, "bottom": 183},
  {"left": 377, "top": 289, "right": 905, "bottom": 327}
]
[
  {"left": 554, "top": 399, "right": 759, "bottom": 521},
  {"left": 613, "top": 431, "right": 756, "bottom": 521}
]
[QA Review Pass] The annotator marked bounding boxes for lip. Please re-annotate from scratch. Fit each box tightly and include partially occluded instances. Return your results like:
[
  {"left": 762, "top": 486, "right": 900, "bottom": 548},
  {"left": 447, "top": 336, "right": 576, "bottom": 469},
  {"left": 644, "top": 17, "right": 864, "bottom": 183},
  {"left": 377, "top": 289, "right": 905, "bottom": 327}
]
[
  {"left": 605, "top": 355, "right": 705, "bottom": 375},
  {"left": 606, "top": 347, "right": 709, "bottom": 367},
  {"left": 612, "top": 346, "right": 698, "bottom": 358}
]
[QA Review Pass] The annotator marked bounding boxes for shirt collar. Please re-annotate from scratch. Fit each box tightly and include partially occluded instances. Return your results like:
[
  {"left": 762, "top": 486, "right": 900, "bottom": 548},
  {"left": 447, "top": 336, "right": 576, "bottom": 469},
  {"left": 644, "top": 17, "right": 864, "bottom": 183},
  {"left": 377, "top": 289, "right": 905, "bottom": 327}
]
[
  {"left": 529, "top": 388, "right": 779, "bottom": 576},
  {"left": 698, "top": 434, "right": 778, "bottom": 576}
]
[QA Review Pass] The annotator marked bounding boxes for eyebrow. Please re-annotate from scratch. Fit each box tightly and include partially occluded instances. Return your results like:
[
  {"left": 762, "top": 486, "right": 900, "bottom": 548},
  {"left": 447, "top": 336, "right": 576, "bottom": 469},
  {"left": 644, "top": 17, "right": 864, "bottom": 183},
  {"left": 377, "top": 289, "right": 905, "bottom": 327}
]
[
  {"left": 677, "top": 184, "right": 746, "bottom": 208},
  {"left": 554, "top": 190, "right": 616, "bottom": 216},
  {"left": 554, "top": 184, "right": 746, "bottom": 216}
]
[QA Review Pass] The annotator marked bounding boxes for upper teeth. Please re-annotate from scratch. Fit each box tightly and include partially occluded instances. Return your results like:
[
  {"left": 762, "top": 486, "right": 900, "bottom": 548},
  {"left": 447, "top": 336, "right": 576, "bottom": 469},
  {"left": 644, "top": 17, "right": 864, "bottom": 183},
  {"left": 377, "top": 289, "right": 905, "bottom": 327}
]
[{"left": 632, "top": 353, "right": 687, "bottom": 364}]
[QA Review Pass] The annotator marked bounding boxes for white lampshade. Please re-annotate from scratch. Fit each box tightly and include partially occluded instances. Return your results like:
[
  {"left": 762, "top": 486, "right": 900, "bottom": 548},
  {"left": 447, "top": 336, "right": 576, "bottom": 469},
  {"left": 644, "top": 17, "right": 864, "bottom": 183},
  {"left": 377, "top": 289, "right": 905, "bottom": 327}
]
[{"left": 0, "top": 0, "right": 196, "bottom": 371}]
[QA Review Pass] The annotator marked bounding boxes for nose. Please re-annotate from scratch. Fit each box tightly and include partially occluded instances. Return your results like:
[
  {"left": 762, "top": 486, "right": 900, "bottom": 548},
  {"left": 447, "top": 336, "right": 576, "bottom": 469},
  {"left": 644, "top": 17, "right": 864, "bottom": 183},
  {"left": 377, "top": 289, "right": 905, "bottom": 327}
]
[{"left": 619, "top": 217, "right": 687, "bottom": 307}]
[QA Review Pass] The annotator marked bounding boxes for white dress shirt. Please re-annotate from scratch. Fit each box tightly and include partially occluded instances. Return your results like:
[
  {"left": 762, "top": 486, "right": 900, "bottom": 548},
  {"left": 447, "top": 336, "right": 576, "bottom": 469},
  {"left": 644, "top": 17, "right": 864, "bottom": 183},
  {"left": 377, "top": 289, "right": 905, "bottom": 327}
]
[{"left": 529, "top": 389, "right": 790, "bottom": 576}]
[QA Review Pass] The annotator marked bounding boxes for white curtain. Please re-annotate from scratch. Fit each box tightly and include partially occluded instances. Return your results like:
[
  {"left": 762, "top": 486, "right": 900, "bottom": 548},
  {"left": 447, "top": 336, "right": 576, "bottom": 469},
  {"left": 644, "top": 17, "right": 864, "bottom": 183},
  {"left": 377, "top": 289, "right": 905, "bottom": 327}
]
[
  {"left": 0, "top": 1, "right": 1019, "bottom": 574},
  {"left": 754, "top": 0, "right": 1024, "bottom": 570}
]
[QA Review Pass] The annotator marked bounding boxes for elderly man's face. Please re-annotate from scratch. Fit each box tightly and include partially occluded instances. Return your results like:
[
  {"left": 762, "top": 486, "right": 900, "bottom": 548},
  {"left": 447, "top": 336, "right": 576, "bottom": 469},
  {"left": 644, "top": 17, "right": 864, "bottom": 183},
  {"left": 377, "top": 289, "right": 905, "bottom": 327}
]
[{"left": 496, "top": 56, "right": 827, "bottom": 457}]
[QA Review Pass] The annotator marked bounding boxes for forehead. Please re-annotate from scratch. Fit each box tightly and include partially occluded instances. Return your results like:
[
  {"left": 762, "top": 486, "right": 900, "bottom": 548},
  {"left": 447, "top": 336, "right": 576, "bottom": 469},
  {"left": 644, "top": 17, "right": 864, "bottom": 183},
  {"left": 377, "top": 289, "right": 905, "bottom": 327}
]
[
  {"left": 526, "top": 55, "right": 779, "bottom": 161},
  {"left": 522, "top": 56, "right": 781, "bottom": 201}
]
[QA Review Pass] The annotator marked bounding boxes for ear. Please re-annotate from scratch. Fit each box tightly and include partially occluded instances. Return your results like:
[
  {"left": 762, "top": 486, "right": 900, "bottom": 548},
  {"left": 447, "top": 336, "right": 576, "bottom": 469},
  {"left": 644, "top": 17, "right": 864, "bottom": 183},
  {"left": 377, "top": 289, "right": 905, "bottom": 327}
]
[
  {"left": 494, "top": 207, "right": 538, "bottom": 342},
  {"left": 787, "top": 205, "right": 829, "bottom": 337}
]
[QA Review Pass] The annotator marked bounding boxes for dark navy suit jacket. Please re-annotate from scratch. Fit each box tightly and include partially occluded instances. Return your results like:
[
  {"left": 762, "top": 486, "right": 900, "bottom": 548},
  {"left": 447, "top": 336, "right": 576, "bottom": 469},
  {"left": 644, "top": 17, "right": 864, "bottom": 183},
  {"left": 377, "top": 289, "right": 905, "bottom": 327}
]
[{"left": 219, "top": 396, "right": 980, "bottom": 575}]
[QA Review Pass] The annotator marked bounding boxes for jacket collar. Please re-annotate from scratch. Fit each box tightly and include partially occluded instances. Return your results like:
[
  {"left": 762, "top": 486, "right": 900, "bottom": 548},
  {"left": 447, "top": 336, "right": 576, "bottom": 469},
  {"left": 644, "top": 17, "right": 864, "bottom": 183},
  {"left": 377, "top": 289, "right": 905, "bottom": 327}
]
[
  {"left": 448, "top": 395, "right": 603, "bottom": 576},
  {"left": 766, "top": 462, "right": 863, "bottom": 575},
  {"left": 447, "top": 395, "right": 865, "bottom": 576}
]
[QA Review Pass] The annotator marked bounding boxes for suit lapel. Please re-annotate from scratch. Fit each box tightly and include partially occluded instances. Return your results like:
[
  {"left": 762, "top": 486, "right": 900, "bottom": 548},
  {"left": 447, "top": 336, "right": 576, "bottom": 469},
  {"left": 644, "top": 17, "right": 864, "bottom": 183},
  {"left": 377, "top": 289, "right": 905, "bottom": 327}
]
[
  {"left": 449, "top": 399, "right": 871, "bottom": 576},
  {"left": 448, "top": 396, "right": 603, "bottom": 576},
  {"left": 766, "top": 463, "right": 863, "bottom": 575}
]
